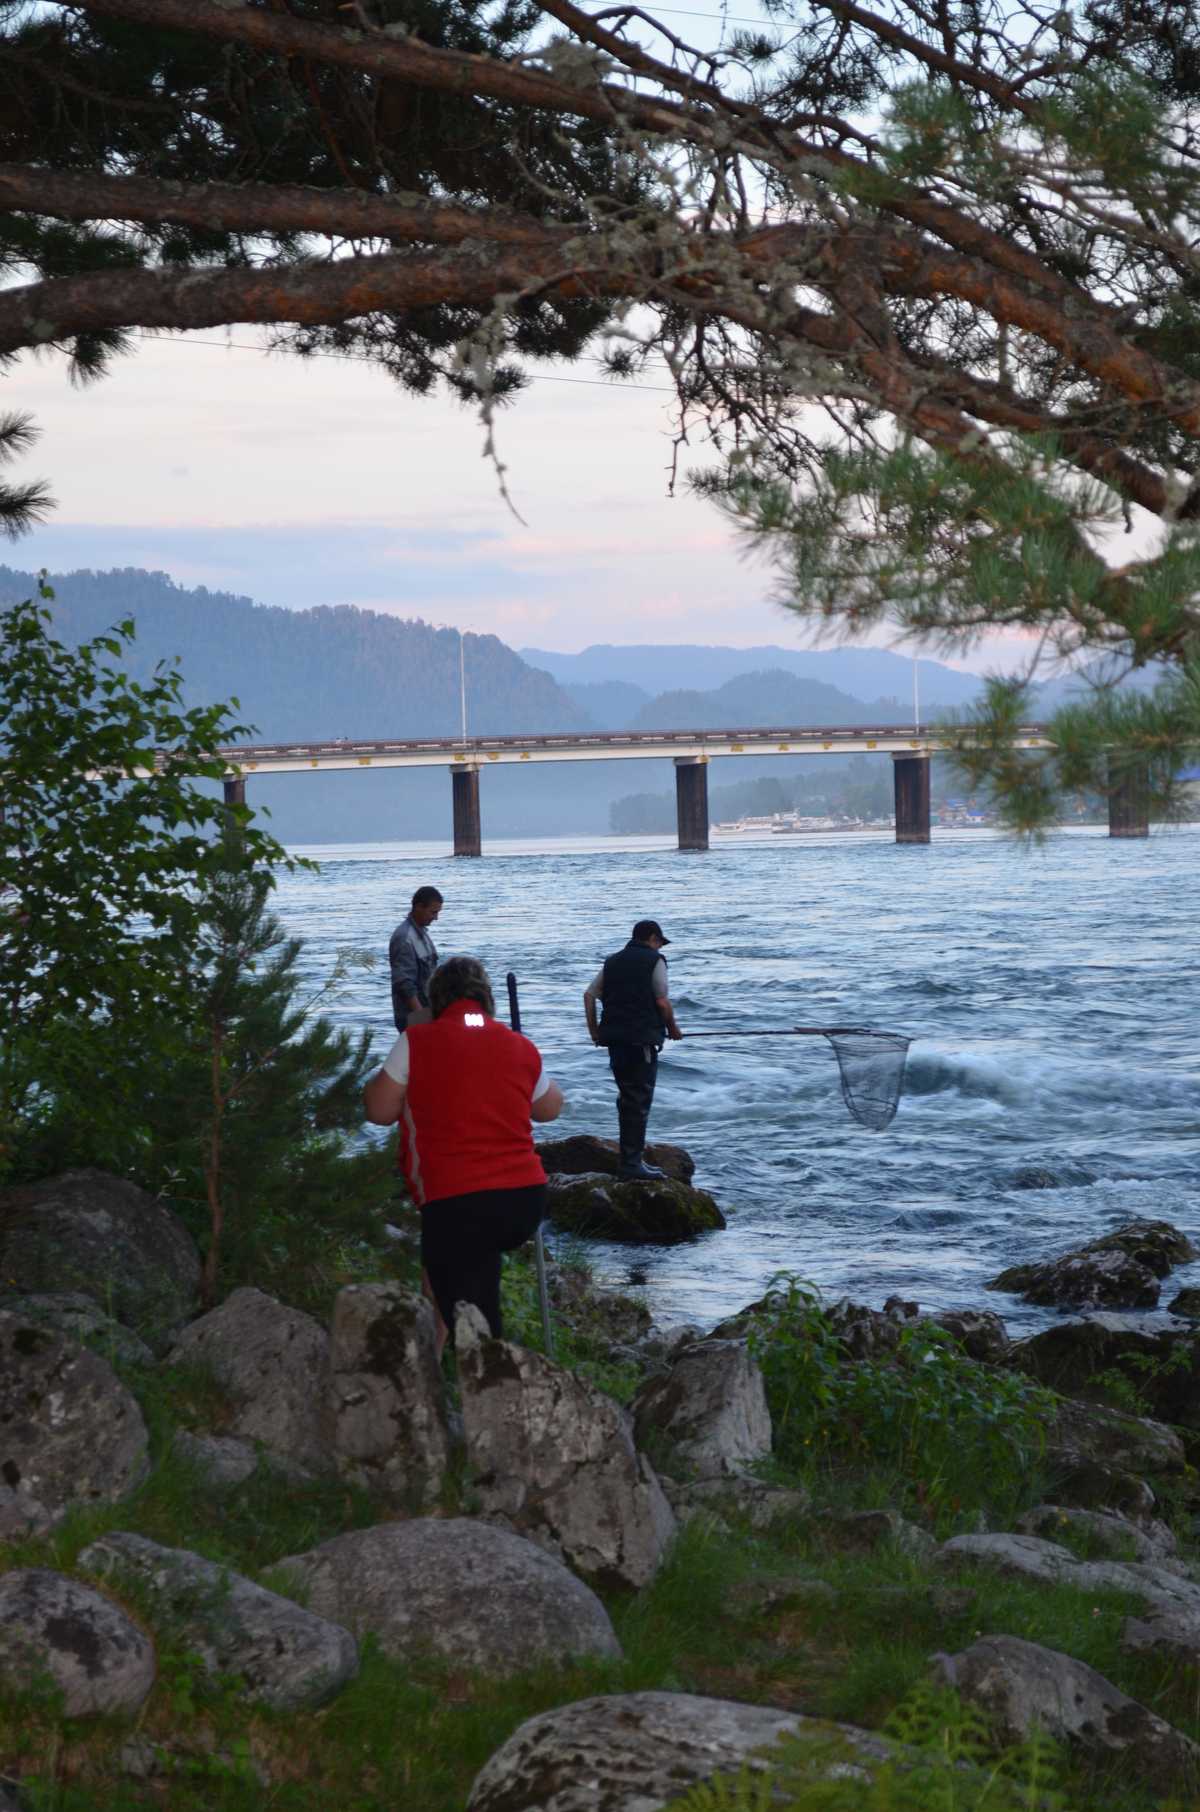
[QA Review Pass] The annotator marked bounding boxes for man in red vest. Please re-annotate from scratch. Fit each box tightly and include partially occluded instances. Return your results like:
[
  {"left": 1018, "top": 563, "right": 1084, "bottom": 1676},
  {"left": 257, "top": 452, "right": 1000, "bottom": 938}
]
[{"left": 364, "top": 955, "right": 563, "bottom": 1352}]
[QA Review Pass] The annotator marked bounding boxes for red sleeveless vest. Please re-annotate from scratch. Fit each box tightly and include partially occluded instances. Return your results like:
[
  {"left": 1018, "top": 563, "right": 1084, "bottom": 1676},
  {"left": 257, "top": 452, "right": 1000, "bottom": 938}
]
[{"left": 399, "top": 1001, "right": 547, "bottom": 1206}]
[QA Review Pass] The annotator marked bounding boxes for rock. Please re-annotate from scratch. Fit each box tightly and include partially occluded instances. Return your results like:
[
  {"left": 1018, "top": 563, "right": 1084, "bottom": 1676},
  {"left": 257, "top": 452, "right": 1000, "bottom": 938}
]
[
  {"left": 1042, "top": 1457, "right": 1159, "bottom": 1522},
  {"left": 467, "top": 1691, "right": 898, "bottom": 1812},
  {"left": 171, "top": 1430, "right": 258, "bottom": 1488},
  {"left": 991, "top": 1250, "right": 1160, "bottom": 1310},
  {"left": 1015, "top": 1505, "right": 1183, "bottom": 1570},
  {"left": 932, "top": 1634, "right": 1200, "bottom": 1792},
  {"left": 631, "top": 1340, "right": 771, "bottom": 1480},
  {"left": 545, "top": 1174, "right": 725, "bottom": 1244},
  {"left": 546, "top": 1264, "right": 652, "bottom": 1351},
  {"left": 0, "top": 1485, "right": 56, "bottom": 1540},
  {"left": 456, "top": 1306, "right": 675, "bottom": 1589},
  {"left": 170, "top": 1430, "right": 313, "bottom": 1489},
  {"left": 925, "top": 1308, "right": 1012, "bottom": 1365},
  {"left": 825, "top": 1298, "right": 913, "bottom": 1360},
  {"left": 0, "top": 1569, "right": 155, "bottom": 1717},
  {"left": 0, "top": 1314, "right": 149, "bottom": 1526},
  {"left": 275, "top": 1520, "right": 620, "bottom": 1675},
  {"left": 727, "top": 1573, "right": 837, "bottom": 1615},
  {"left": 937, "top": 1534, "right": 1200, "bottom": 1634},
  {"left": 536, "top": 1134, "right": 695, "bottom": 1184},
  {"left": 0, "top": 1292, "right": 155, "bottom": 1370},
  {"left": 988, "top": 1218, "right": 1197, "bottom": 1312},
  {"left": 1045, "top": 1396, "right": 1185, "bottom": 1477},
  {"left": 1087, "top": 1220, "right": 1198, "bottom": 1274},
  {"left": 323, "top": 1284, "right": 450, "bottom": 1508},
  {"left": 661, "top": 1474, "right": 810, "bottom": 1532},
  {"left": 164, "top": 1287, "right": 331, "bottom": 1475},
  {"left": 1013, "top": 1319, "right": 1200, "bottom": 1429},
  {"left": 1168, "top": 1288, "right": 1200, "bottom": 1320},
  {"left": 79, "top": 1533, "right": 358, "bottom": 1712},
  {"left": 813, "top": 1509, "right": 937, "bottom": 1562},
  {"left": 0, "top": 1169, "right": 200, "bottom": 1352}
]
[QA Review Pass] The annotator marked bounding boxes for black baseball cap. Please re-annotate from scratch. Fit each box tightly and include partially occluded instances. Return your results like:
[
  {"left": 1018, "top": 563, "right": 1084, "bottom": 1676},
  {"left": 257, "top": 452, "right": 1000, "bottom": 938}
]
[{"left": 632, "top": 919, "right": 671, "bottom": 944}]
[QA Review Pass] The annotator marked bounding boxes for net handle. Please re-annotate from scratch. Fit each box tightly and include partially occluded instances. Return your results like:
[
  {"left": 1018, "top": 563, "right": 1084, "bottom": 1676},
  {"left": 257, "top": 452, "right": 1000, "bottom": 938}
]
[{"left": 682, "top": 1026, "right": 887, "bottom": 1038}]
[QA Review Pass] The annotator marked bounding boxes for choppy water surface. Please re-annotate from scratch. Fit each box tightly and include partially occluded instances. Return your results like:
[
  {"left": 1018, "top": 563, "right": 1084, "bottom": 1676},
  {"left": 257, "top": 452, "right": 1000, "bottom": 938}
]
[{"left": 273, "top": 826, "right": 1200, "bottom": 1335}]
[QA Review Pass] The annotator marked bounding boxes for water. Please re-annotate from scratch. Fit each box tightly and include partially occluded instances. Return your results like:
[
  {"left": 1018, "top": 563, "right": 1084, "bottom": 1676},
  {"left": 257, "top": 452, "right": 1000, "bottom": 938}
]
[{"left": 272, "top": 825, "right": 1200, "bottom": 1336}]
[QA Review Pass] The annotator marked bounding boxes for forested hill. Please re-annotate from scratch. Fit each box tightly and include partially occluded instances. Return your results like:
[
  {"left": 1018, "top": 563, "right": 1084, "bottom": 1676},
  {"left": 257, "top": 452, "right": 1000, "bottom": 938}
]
[
  {"left": 0, "top": 565, "right": 587, "bottom": 742},
  {"left": 630, "top": 669, "right": 912, "bottom": 732}
]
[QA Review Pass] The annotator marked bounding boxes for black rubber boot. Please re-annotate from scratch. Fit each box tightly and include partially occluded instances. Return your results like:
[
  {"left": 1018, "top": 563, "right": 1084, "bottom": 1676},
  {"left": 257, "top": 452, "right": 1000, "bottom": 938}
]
[{"left": 617, "top": 1156, "right": 666, "bottom": 1181}]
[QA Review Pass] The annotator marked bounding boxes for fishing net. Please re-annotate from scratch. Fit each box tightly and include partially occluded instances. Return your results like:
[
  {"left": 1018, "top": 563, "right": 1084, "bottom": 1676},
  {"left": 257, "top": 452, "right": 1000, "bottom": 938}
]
[{"left": 823, "top": 1030, "right": 911, "bottom": 1132}]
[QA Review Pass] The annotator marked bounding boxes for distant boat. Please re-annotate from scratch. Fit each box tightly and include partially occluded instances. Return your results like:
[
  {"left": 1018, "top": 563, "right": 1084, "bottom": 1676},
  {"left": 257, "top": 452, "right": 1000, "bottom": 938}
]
[{"left": 770, "top": 815, "right": 842, "bottom": 833}]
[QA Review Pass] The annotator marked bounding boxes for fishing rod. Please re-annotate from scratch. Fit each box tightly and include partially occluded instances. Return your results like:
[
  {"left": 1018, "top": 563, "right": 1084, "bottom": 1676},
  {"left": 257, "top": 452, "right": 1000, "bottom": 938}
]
[{"left": 506, "top": 971, "right": 555, "bottom": 1356}]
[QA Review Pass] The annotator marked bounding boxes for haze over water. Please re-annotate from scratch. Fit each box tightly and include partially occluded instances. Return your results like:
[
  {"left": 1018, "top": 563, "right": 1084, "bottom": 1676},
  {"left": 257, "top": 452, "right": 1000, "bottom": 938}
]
[{"left": 274, "top": 825, "right": 1200, "bottom": 1335}]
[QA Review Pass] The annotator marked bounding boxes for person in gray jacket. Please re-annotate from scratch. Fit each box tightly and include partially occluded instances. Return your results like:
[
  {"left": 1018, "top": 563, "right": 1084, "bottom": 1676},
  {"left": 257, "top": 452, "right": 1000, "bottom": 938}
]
[{"left": 389, "top": 885, "right": 442, "bottom": 1031}]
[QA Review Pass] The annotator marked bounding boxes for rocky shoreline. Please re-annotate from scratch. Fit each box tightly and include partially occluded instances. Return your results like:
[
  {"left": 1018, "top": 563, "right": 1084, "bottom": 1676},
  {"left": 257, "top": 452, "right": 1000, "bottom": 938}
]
[{"left": 2, "top": 1163, "right": 1200, "bottom": 1809}]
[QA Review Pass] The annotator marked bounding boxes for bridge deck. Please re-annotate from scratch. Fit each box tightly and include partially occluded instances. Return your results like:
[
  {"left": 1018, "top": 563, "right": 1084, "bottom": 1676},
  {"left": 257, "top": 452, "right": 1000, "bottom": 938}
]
[{"left": 219, "top": 723, "right": 1051, "bottom": 776}]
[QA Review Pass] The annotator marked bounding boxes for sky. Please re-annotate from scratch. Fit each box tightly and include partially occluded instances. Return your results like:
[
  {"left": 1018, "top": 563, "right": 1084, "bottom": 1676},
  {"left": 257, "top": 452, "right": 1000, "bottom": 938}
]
[{"left": 8, "top": 326, "right": 1055, "bottom": 674}]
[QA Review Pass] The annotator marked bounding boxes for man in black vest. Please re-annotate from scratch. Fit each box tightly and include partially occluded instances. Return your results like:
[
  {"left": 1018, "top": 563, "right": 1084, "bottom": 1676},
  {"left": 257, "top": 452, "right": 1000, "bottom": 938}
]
[{"left": 584, "top": 919, "right": 683, "bottom": 1180}]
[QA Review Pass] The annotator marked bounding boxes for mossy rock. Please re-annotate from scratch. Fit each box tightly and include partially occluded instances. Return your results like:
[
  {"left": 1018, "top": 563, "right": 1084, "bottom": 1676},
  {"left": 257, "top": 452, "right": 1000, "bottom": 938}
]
[{"left": 545, "top": 1174, "right": 726, "bottom": 1244}]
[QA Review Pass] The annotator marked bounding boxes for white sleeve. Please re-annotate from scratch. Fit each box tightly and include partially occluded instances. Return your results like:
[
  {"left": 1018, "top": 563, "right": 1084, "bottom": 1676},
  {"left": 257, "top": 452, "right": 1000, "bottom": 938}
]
[
  {"left": 531, "top": 1065, "right": 551, "bottom": 1102},
  {"left": 651, "top": 958, "right": 669, "bottom": 999},
  {"left": 382, "top": 1033, "right": 410, "bottom": 1086}
]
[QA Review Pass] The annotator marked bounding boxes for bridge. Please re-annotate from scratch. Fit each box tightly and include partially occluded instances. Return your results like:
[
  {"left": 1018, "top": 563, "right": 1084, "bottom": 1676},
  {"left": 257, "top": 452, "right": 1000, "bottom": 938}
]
[{"left": 217, "top": 721, "right": 1151, "bottom": 853}]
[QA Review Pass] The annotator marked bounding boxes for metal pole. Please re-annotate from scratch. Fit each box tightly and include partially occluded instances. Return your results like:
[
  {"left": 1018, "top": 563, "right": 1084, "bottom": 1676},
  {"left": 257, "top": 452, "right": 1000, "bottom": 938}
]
[
  {"left": 459, "top": 628, "right": 468, "bottom": 747},
  {"left": 506, "top": 971, "right": 555, "bottom": 1357},
  {"left": 913, "top": 658, "right": 919, "bottom": 731}
]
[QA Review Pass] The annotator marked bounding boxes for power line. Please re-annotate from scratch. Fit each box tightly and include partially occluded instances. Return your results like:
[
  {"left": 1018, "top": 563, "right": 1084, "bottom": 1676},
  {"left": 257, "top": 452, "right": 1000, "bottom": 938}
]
[
  {"left": 580, "top": 1, "right": 782, "bottom": 26},
  {"left": 142, "top": 332, "right": 677, "bottom": 395}
]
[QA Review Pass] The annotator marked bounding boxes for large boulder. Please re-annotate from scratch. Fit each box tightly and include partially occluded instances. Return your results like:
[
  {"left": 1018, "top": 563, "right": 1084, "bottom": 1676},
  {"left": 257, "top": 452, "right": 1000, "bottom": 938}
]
[
  {"left": 1013, "top": 1319, "right": 1200, "bottom": 1430},
  {"left": 631, "top": 1340, "right": 771, "bottom": 1480},
  {"left": 1015, "top": 1504, "right": 1182, "bottom": 1571},
  {"left": 456, "top": 1307, "right": 675, "bottom": 1589},
  {"left": 1044, "top": 1396, "right": 1186, "bottom": 1478},
  {"left": 0, "top": 1569, "right": 155, "bottom": 1717},
  {"left": 932, "top": 1635, "right": 1200, "bottom": 1792},
  {"left": 545, "top": 1174, "right": 725, "bottom": 1243},
  {"left": 0, "top": 1314, "right": 149, "bottom": 1527},
  {"left": 274, "top": 1520, "right": 620, "bottom": 1675},
  {"left": 79, "top": 1533, "right": 358, "bottom": 1712},
  {"left": 939, "top": 1533, "right": 1200, "bottom": 1675},
  {"left": 467, "top": 1691, "right": 897, "bottom": 1812},
  {"left": 164, "top": 1287, "right": 331, "bottom": 1475},
  {"left": 0, "top": 1170, "right": 200, "bottom": 1352},
  {"left": 323, "top": 1284, "right": 451, "bottom": 1508},
  {"left": 989, "top": 1218, "right": 1197, "bottom": 1311},
  {"left": 537, "top": 1135, "right": 695, "bottom": 1184},
  {"left": 1, "top": 1292, "right": 155, "bottom": 1370}
]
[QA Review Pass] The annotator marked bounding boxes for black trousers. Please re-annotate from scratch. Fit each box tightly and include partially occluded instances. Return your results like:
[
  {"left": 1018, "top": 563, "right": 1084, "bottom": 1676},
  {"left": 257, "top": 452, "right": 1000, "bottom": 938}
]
[
  {"left": 607, "top": 1041, "right": 659, "bottom": 1165},
  {"left": 420, "top": 1183, "right": 546, "bottom": 1341}
]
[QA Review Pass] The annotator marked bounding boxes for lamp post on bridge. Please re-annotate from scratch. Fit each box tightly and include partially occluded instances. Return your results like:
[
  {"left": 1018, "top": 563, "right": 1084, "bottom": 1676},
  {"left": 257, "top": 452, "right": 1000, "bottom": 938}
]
[{"left": 450, "top": 623, "right": 481, "bottom": 856}]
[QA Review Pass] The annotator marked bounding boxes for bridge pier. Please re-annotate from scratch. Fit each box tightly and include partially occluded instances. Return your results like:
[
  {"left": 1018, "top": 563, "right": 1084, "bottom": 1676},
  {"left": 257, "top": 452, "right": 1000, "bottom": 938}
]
[
  {"left": 1107, "top": 754, "right": 1150, "bottom": 838},
  {"left": 892, "top": 755, "right": 931, "bottom": 844},
  {"left": 452, "top": 764, "right": 482, "bottom": 857},
  {"left": 675, "top": 757, "right": 709, "bottom": 851},
  {"left": 223, "top": 775, "right": 246, "bottom": 811}
]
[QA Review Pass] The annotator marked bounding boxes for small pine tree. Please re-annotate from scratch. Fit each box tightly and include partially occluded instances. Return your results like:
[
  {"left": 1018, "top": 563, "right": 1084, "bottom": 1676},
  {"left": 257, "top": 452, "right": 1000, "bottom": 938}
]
[{"left": 137, "top": 831, "right": 383, "bottom": 1303}]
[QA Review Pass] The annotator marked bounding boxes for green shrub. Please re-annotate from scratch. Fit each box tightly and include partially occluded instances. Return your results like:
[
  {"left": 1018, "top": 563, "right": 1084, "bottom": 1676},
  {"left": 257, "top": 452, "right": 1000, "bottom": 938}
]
[{"left": 747, "top": 1276, "right": 1055, "bottom": 1524}]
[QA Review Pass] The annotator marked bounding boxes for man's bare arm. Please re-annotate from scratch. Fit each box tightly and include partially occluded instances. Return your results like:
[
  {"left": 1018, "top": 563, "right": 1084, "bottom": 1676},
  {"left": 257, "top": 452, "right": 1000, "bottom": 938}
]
[
  {"left": 584, "top": 988, "right": 601, "bottom": 1045},
  {"left": 657, "top": 995, "right": 683, "bottom": 1040}
]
